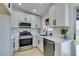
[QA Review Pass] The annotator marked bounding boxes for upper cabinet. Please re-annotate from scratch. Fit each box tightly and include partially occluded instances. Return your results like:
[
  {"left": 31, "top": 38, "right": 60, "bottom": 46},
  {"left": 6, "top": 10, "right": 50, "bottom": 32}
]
[
  {"left": 19, "top": 12, "right": 32, "bottom": 23},
  {"left": 11, "top": 10, "right": 41, "bottom": 28},
  {"left": 25, "top": 14, "right": 32, "bottom": 23},
  {"left": 35, "top": 16, "right": 41, "bottom": 28},
  {"left": 49, "top": 5, "right": 56, "bottom": 26},
  {"left": 18, "top": 12, "right": 26, "bottom": 22},
  {"left": 0, "top": 3, "right": 12, "bottom": 15},
  {"left": 49, "top": 3, "right": 69, "bottom": 27},
  {"left": 31, "top": 15, "right": 41, "bottom": 28}
]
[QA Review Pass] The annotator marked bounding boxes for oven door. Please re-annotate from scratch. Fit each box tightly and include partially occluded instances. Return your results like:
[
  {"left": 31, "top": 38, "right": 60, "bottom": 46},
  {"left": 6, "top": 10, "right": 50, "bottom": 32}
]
[{"left": 19, "top": 38, "right": 32, "bottom": 47}]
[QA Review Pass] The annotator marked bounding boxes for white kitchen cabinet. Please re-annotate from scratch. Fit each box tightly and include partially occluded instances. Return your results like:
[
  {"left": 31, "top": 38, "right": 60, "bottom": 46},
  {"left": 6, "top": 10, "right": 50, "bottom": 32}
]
[
  {"left": 18, "top": 12, "right": 26, "bottom": 22},
  {"left": 11, "top": 10, "right": 41, "bottom": 28},
  {"left": 33, "top": 35, "right": 43, "bottom": 53},
  {"left": 25, "top": 14, "right": 32, "bottom": 23},
  {"left": 49, "top": 4, "right": 56, "bottom": 26},
  {"left": 11, "top": 11, "right": 32, "bottom": 28},
  {"left": 49, "top": 3, "right": 69, "bottom": 26},
  {"left": 56, "top": 3, "right": 69, "bottom": 26},
  {"left": 11, "top": 11, "right": 19, "bottom": 28},
  {"left": 31, "top": 15, "right": 37, "bottom": 28},
  {"left": 61, "top": 41, "right": 72, "bottom": 56},
  {"left": 19, "top": 12, "right": 32, "bottom": 23},
  {"left": 36, "top": 16, "right": 41, "bottom": 28},
  {"left": 37, "top": 36, "right": 43, "bottom": 53},
  {"left": 31, "top": 15, "right": 41, "bottom": 28},
  {"left": 55, "top": 40, "right": 72, "bottom": 56},
  {"left": 33, "top": 36, "right": 38, "bottom": 47}
]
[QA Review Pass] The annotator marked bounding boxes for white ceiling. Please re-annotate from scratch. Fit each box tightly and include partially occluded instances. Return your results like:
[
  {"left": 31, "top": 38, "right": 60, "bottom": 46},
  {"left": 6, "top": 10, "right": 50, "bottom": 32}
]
[{"left": 12, "top": 3, "right": 51, "bottom": 16}]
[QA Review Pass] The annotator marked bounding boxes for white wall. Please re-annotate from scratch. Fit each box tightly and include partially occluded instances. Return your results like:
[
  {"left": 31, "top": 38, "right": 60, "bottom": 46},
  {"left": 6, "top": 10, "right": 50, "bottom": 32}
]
[{"left": 0, "top": 14, "right": 10, "bottom": 56}]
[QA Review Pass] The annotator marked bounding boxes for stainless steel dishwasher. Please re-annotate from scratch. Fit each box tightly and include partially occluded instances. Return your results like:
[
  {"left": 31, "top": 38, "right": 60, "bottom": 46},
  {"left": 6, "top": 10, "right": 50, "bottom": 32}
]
[{"left": 43, "top": 38, "right": 55, "bottom": 56}]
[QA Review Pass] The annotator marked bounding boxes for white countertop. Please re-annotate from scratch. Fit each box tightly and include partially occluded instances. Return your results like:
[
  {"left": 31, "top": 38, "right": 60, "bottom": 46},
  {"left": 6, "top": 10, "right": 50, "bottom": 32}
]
[{"left": 34, "top": 34, "right": 73, "bottom": 44}]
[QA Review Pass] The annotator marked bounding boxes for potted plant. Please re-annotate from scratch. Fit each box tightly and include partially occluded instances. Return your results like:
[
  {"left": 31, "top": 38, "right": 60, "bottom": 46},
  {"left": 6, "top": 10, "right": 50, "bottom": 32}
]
[{"left": 60, "top": 26, "right": 68, "bottom": 39}]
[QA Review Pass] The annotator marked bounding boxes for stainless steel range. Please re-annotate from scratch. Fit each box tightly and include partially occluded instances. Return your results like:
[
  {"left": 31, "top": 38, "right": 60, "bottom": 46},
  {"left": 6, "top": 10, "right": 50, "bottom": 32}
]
[{"left": 19, "top": 31, "right": 33, "bottom": 51}]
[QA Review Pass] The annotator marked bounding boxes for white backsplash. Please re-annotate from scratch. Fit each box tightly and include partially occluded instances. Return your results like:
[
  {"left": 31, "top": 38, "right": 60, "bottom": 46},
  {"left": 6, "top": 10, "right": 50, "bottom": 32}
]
[
  {"left": 52, "top": 28, "right": 61, "bottom": 36},
  {"left": 51, "top": 27, "right": 69, "bottom": 38}
]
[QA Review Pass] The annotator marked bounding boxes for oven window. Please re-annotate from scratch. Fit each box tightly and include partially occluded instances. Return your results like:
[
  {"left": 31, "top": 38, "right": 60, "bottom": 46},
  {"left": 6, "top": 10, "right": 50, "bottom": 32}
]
[{"left": 19, "top": 38, "right": 32, "bottom": 47}]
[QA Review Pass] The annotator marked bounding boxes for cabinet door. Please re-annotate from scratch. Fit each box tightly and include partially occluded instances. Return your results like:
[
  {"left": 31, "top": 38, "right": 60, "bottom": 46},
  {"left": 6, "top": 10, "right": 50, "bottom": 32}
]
[
  {"left": 25, "top": 14, "right": 32, "bottom": 23},
  {"left": 33, "top": 36, "right": 38, "bottom": 47},
  {"left": 31, "top": 15, "right": 41, "bottom": 28},
  {"left": 55, "top": 3, "right": 69, "bottom": 26},
  {"left": 36, "top": 16, "right": 41, "bottom": 28},
  {"left": 49, "top": 5, "right": 56, "bottom": 26},
  {"left": 55, "top": 3, "right": 65, "bottom": 26},
  {"left": 39, "top": 38, "right": 43, "bottom": 53},
  {"left": 18, "top": 12, "right": 25, "bottom": 22},
  {"left": 61, "top": 41, "right": 72, "bottom": 56},
  {"left": 31, "top": 15, "right": 36, "bottom": 28},
  {"left": 11, "top": 11, "right": 19, "bottom": 27},
  {"left": 37, "top": 37, "right": 43, "bottom": 53}
]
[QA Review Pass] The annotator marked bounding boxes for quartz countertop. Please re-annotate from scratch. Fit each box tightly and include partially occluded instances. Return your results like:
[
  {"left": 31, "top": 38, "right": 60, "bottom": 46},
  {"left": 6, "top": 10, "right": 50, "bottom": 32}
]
[{"left": 34, "top": 34, "right": 73, "bottom": 44}]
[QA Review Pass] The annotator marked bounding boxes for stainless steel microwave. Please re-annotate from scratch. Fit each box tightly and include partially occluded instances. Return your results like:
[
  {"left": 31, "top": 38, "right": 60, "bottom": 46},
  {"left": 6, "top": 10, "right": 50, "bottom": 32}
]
[{"left": 19, "top": 22, "right": 31, "bottom": 28}]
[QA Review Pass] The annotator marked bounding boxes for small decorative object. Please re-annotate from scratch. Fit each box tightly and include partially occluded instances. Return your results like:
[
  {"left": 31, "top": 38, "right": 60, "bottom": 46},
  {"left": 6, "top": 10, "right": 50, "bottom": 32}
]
[{"left": 60, "top": 26, "right": 68, "bottom": 39}]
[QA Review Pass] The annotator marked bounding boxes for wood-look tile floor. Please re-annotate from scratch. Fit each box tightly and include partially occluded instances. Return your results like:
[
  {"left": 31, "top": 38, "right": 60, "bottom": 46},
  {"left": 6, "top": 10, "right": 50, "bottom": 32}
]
[{"left": 14, "top": 48, "right": 44, "bottom": 56}]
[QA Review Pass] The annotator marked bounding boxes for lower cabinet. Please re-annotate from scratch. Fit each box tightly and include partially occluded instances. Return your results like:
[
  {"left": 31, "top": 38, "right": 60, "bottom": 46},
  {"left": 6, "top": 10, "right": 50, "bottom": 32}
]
[
  {"left": 33, "top": 36, "right": 44, "bottom": 53},
  {"left": 33, "top": 36, "right": 38, "bottom": 47},
  {"left": 37, "top": 37, "right": 43, "bottom": 53}
]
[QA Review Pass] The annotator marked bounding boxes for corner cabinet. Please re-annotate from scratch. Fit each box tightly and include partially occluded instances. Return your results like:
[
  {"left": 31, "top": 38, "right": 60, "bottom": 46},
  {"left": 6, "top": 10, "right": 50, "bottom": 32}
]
[
  {"left": 49, "top": 3, "right": 69, "bottom": 27},
  {"left": 31, "top": 15, "right": 41, "bottom": 28}
]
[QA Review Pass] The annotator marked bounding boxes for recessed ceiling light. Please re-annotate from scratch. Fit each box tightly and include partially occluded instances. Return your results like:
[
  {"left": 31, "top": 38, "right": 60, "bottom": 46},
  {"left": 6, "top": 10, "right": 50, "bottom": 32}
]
[
  {"left": 18, "top": 3, "right": 22, "bottom": 5},
  {"left": 33, "top": 10, "right": 37, "bottom": 12}
]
